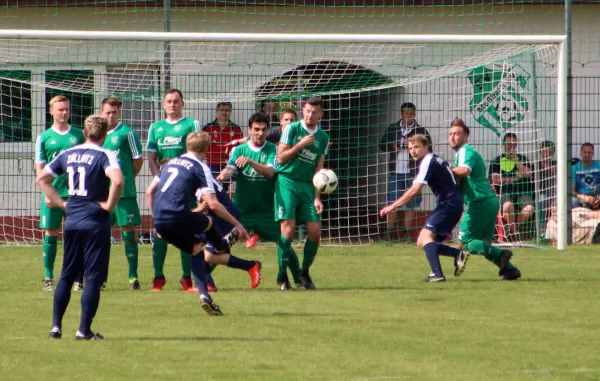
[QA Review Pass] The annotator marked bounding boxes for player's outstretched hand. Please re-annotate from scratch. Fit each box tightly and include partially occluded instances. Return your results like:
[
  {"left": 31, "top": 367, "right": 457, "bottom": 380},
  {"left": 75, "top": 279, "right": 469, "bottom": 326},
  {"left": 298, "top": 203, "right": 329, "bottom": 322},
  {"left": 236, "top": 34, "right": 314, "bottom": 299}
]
[
  {"left": 236, "top": 225, "right": 250, "bottom": 241},
  {"left": 379, "top": 205, "right": 394, "bottom": 217},
  {"left": 224, "top": 139, "right": 240, "bottom": 155},
  {"left": 314, "top": 198, "right": 323, "bottom": 214}
]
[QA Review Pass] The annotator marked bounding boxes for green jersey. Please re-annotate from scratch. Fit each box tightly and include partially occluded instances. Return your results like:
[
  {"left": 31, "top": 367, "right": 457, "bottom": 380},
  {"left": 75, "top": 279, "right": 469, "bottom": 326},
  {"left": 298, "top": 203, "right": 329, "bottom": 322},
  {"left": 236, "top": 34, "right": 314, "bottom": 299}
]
[
  {"left": 277, "top": 121, "right": 330, "bottom": 182},
  {"left": 228, "top": 141, "right": 277, "bottom": 218},
  {"left": 454, "top": 143, "right": 497, "bottom": 205},
  {"left": 35, "top": 125, "right": 85, "bottom": 197},
  {"left": 102, "top": 122, "right": 143, "bottom": 198},
  {"left": 146, "top": 117, "right": 201, "bottom": 162}
]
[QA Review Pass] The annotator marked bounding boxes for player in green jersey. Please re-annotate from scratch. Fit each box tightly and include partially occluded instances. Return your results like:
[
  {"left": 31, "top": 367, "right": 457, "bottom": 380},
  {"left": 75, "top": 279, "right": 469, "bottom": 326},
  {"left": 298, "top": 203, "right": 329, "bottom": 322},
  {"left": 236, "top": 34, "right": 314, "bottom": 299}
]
[
  {"left": 146, "top": 88, "right": 202, "bottom": 291},
  {"left": 276, "top": 97, "right": 330, "bottom": 290},
  {"left": 449, "top": 118, "right": 521, "bottom": 280},
  {"left": 35, "top": 95, "right": 85, "bottom": 292},
  {"left": 100, "top": 97, "right": 144, "bottom": 290},
  {"left": 217, "top": 112, "right": 292, "bottom": 289}
]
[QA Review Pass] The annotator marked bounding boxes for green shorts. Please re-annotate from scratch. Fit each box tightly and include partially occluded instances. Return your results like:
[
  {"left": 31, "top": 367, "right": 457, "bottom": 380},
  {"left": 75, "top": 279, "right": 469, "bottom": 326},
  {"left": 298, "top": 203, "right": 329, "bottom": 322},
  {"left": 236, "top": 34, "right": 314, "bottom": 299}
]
[
  {"left": 274, "top": 175, "right": 320, "bottom": 223},
  {"left": 112, "top": 198, "right": 141, "bottom": 227},
  {"left": 458, "top": 197, "right": 500, "bottom": 244},
  {"left": 39, "top": 195, "right": 67, "bottom": 229},
  {"left": 242, "top": 217, "right": 280, "bottom": 242}
]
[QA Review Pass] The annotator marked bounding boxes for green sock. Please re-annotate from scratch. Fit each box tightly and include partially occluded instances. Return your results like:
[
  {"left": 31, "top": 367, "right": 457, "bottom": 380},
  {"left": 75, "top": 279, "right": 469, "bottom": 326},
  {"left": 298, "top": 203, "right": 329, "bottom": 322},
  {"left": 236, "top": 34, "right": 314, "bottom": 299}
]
[
  {"left": 302, "top": 239, "right": 319, "bottom": 274},
  {"left": 180, "top": 250, "right": 192, "bottom": 278},
  {"left": 466, "top": 240, "right": 502, "bottom": 260},
  {"left": 43, "top": 235, "right": 58, "bottom": 279},
  {"left": 122, "top": 230, "right": 138, "bottom": 280},
  {"left": 152, "top": 232, "right": 168, "bottom": 278},
  {"left": 276, "top": 242, "right": 289, "bottom": 282},
  {"left": 279, "top": 236, "right": 301, "bottom": 283}
]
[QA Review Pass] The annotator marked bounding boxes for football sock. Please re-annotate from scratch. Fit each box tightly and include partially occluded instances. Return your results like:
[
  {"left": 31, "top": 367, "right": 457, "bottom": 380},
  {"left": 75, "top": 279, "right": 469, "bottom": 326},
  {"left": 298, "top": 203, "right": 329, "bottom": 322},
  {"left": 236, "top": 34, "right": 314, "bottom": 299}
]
[
  {"left": 301, "top": 239, "right": 319, "bottom": 274},
  {"left": 205, "top": 262, "right": 217, "bottom": 274},
  {"left": 43, "top": 235, "right": 58, "bottom": 279},
  {"left": 466, "top": 240, "right": 502, "bottom": 260},
  {"left": 227, "top": 255, "right": 254, "bottom": 271},
  {"left": 151, "top": 232, "right": 168, "bottom": 278},
  {"left": 276, "top": 242, "right": 288, "bottom": 282},
  {"left": 180, "top": 250, "right": 192, "bottom": 278},
  {"left": 78, "top": 278, "right": 102, "bottom": 336},
  {"left": 190, "top": 254, "right": 210, "bottom": 297},
  {"left": 424, "top": 242, "right": 444, "bottom": 278},
  {"left": 436, "top": 243, "right": 461, "bottom": 259},
  {"left": 122, "top": 230, "right": 139, "bottom": 280},
  {"left": 205, "top": 227, "right": 229, "bottom": 253},
  {"left": 52, "top": 278, "right": 74, "bottom": 330},
  {"left": 279, "top": 236, "right": 301, "bottom": 282}
]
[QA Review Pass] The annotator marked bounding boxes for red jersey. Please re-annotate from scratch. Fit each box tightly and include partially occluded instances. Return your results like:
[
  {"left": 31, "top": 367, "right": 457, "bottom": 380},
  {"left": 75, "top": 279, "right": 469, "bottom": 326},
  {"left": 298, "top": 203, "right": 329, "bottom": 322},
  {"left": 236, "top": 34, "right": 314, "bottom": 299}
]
[{"left": 202, "top": 120, "right": 243, "bottom": 166}]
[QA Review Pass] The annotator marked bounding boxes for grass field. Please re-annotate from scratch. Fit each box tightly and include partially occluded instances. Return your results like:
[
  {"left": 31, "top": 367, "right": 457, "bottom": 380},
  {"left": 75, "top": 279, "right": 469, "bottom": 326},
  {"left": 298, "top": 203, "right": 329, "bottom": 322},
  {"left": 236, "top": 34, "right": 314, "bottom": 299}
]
[{"left": 1, "top": 243, "right": 599, "bottom": 381}]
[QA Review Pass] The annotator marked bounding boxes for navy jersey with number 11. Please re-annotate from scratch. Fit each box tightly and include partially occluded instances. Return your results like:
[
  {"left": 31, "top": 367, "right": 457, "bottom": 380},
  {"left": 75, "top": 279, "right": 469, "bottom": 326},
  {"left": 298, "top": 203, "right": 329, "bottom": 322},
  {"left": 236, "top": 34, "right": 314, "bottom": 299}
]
[
  {"left": 153, "top": 153, "right": 215, "bottom": 222},
  {"left": 413, "top": 153, "right": 462, "bottom": 206},
  {"left": 46, "top": 143, "right": 121, "bottom": 229}
]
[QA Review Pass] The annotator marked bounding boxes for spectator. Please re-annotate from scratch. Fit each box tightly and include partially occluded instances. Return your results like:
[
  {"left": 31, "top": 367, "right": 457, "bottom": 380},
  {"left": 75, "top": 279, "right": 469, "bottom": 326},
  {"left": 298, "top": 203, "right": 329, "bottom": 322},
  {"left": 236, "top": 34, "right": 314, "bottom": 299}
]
[
  {"left": 260, "top": 99, "right": 280, "bottom": 129},
  {"left": 202, "top": 102, "right": 243, "bottom": 177},
  {"left": 572, "top": 143, "right": 600, "bottom": 210},
  {"left": 379, "top": 102, "right": 432, "bottom": 241},
  {"left": 545, "top": 204, "right": 600, "bottom": 244},
  {"left": 489, "top": 132, "right": 534, "bottom": 239}
]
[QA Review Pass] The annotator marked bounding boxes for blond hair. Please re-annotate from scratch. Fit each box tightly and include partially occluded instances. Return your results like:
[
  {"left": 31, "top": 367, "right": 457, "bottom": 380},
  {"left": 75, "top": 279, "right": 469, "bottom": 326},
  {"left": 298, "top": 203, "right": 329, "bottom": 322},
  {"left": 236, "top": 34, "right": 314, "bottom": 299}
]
[
  {"left": 408, "top": 133, "right": 429, "bottom": 147},
  {"left": 49, "top": 95, "right": 70, "bottom": 110},
  {"left": 84, "top": 115, "right": 109, "bottom": 142},
  {"left": 186, "top": 132, "right": 211, "bottom": 154}
]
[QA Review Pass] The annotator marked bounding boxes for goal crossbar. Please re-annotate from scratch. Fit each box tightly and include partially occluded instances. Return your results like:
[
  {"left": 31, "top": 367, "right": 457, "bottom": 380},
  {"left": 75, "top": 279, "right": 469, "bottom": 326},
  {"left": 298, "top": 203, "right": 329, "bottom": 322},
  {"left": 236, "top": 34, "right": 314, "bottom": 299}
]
[{"left": 0, "top": 29, "right": 566, "bottom": 45}]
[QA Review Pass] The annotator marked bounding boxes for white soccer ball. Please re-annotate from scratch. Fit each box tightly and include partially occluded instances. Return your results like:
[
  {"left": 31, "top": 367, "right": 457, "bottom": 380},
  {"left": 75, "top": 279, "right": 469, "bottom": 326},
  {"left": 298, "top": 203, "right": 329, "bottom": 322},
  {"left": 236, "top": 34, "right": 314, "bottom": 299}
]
[{"left": 313, "top": 169, "right": 338, "bottom": 194}]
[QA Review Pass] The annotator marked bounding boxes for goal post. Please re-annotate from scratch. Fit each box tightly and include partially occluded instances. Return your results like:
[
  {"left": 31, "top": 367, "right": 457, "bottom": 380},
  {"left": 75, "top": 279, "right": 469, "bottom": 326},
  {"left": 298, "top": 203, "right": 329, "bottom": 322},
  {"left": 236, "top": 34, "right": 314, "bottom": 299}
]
[{"left": 0, "top": 29, "right": 568, "bottom": 249}]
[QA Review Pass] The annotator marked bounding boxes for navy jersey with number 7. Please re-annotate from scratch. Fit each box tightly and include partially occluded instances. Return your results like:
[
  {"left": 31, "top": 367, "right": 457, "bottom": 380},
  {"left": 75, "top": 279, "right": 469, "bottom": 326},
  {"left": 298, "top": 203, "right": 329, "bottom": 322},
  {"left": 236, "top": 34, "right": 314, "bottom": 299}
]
[
  {"left": 46, "top": 143, "right": 121, "bottom": 229},
  {"left": 152, "top": 153, "right": 216, "bottom": 223},
  {"left": 413, "top": 153, "right": 462, "bottom": 206}
]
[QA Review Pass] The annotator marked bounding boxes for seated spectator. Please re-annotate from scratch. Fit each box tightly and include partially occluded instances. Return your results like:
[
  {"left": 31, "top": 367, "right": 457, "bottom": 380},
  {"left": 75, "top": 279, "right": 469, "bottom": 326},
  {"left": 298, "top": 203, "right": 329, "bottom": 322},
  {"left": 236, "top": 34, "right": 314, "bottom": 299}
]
[
  {"left": 572, "top": 143, "right": 600, "bottom": 210},
  {"left": 545, "top": 204, "right": 600, "bottom": 244},
  {"left": 489, "top": 132, "right": 534, "bottom": 239}
]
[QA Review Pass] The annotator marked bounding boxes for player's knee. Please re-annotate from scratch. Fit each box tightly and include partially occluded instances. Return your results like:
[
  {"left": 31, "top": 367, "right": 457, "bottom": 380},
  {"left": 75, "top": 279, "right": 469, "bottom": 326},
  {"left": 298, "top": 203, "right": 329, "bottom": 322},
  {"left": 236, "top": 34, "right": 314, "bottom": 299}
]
[
  {"left": 457, "top": 242, "right": 465, "bottom": 250},
  {"left": 45, "top": 228, "right": 60, "bottom": 237},
  {"left": 121, "top": 225, "right": 134, "bottom": 233}
]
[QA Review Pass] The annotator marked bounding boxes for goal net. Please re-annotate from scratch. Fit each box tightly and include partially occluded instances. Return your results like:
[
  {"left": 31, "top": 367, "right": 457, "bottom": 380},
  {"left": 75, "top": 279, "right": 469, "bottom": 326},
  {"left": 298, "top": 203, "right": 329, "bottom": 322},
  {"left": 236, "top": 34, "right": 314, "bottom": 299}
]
[{"left": 0, "top": 31, "right": 566, "bottom": 247}]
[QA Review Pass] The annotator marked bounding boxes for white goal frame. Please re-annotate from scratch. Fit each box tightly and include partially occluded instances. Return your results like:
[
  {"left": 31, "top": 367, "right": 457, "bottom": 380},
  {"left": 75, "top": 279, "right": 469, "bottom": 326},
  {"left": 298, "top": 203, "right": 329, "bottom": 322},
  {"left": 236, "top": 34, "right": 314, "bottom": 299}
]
[{"left": 0, "top": 30, "right": 569, "bottom": 250}]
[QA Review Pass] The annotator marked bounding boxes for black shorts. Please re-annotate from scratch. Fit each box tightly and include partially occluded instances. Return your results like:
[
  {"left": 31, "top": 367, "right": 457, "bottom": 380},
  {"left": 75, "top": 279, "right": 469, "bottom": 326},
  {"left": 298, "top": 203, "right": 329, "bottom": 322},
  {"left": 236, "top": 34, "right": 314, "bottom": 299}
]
[
  {"left": 62, "top": 223, "right": 111, "bottom": 283},
  {"left": 155, "top": 211, "right": 212, "bottom": 254}
]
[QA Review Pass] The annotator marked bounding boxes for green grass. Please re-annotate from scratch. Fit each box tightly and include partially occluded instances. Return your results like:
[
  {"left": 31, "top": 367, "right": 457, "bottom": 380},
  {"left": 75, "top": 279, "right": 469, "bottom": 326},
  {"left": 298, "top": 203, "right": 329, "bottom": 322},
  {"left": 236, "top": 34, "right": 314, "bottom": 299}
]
[{"left": 1, "top": 244, "right": 600, "bottom": 381}]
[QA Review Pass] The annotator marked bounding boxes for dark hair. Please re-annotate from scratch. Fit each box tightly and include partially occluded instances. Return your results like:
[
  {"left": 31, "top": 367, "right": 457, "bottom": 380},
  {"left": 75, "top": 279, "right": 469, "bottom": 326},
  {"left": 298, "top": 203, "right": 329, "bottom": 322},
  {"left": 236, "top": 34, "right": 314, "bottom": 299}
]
[
  {"left": 101, "top": 96, "right": 123, "bottom": 109},
  {"left": 216, "top": 101, "right": 233, "bottom": 110},
  {"left": 280, "top": 108, "right": 297, "bottom": 119},
  {"left": 260, "top": 99, "right": 278, "bottom": 110},
  {"left": 541, "top": 140, "right": 555, "bottom": 149},
  {"left": 400, "top": 102, "right": 416, "bottom": 112},
  {"left": 503, "top": 132, "right": 518, "bottom": 142},
  {"left": 304, "top": 97, "right": 324, "bottom": 109},
  {"left": 164, "top": 88, "right": 183, "bottom": 101},
  {"left": 248, "top": 112, "right": 271, "bottom": 128},
  {"left": 582, "top": 142, "right": 594, "bottom": 151},
  {"left": 450, "top": 117, "right": 470, "bottom": 135}
]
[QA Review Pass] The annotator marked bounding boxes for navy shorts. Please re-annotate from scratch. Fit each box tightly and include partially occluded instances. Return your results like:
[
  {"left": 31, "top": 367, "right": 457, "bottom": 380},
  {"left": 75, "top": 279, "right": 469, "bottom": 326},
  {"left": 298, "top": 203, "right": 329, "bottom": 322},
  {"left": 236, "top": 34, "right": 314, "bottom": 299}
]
[
  {"left": 62, "top": 223, "right": 111, "bottom": 283},
  {"left": 424, "top": 202, "right": 463, "bottom": 242},
  {"left": 155, "top": 211, "right": 212, "bottom": 254}
]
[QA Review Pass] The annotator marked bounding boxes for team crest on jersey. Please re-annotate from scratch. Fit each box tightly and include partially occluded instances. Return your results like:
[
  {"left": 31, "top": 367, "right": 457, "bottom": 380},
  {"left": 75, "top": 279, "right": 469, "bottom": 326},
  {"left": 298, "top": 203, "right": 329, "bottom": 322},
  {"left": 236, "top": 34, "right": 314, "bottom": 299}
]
[
  {"left": 313, "top": 139, "right": 320, "bottom": 149},
  {"left": 70, "top": 137, "right": 78, "bottom": 144},
  {"left": 111, "top": 135, "right": 119, "bottom": 145},
  {"left": 260, "top": 153, "right": 266, "bottom": 163},
  {"left": 49, "top": 139, "right": 56, "bottom": 145},
  {"left": 173, "top": 124, "right": 181, "bottom": 132}
]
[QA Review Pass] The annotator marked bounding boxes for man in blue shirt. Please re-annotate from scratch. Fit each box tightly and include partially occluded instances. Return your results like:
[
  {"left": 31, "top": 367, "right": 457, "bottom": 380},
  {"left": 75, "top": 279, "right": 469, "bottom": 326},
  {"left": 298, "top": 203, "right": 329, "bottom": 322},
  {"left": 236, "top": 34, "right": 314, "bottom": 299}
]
[
  {"left": 380, "top": 134, "right": 466, "bottom": 282},
  {"left": 572, "top": 143, "right": 600, "bottom": 210},
  {"left": 145, "top": 132, "right": 256, "bottom": 316},
  {"left": 37, "top": 115, "right": 124, "bottom": 340}
]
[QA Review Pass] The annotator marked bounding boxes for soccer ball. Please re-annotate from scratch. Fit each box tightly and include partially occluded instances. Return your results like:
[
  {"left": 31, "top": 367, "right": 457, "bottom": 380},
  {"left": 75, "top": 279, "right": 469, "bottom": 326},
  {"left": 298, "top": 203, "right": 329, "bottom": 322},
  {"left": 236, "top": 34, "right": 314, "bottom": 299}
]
[
  {"left": 496, "top": 100, "right": 518, "bottom": 122},
  {"left": 313, "top": 169, "right": 338, "bottom": 194}
]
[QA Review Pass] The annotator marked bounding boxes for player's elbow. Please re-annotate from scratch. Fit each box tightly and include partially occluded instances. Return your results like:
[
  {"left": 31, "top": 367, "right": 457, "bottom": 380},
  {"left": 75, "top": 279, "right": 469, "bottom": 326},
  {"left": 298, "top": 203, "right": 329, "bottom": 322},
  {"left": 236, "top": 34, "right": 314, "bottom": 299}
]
[{"left": 206, "top": 198, "right": 222, "bottom": 211}]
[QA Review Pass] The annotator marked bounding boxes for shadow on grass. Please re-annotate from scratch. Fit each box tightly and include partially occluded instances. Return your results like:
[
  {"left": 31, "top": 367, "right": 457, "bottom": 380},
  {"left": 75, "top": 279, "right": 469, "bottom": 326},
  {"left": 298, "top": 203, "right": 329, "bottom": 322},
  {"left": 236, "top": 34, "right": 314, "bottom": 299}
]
[{"left": 111, "top": 336, "right": 282, "bottom": 342}]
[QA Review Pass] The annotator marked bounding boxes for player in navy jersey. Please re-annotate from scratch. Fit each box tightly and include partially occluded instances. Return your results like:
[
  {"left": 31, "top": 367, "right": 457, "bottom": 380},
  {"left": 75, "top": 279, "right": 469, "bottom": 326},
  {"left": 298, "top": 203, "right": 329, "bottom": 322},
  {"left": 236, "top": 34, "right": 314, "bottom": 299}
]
[
  {"left": 197, "top": 178, "right": 263, "bottom": 292},
  {"left": 36, "top": 115, "right": 124, "bottom": 340},
  {"left": 380, "top": 134, "right": 467, "bottom": 282},
  {"left": 145, "top": 132, "right": 258, "bottom": 315}
]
